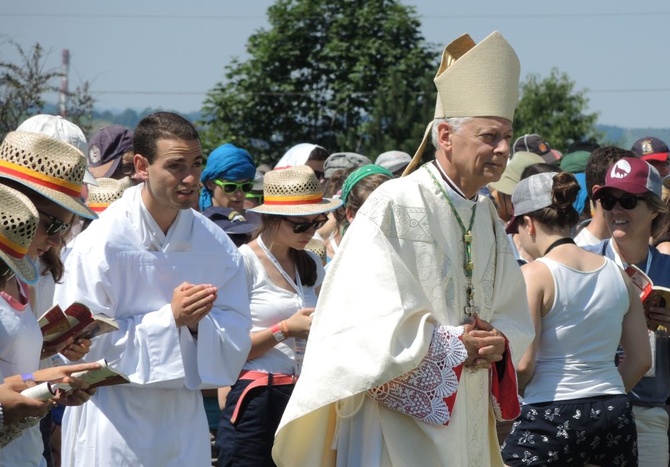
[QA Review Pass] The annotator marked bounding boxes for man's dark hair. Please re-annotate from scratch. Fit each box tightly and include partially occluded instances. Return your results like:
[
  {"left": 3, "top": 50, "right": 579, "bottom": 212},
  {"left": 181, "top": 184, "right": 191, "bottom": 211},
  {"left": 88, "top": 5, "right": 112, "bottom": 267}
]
[
  {"left": 133, "top": 112, "right": 200, "bottom": 164},
  {"left": 584, "top": 146, "right": 635, "bottom": 200},
  {"left": 307, "top": 146, "right": 329, "bottom": 162}
]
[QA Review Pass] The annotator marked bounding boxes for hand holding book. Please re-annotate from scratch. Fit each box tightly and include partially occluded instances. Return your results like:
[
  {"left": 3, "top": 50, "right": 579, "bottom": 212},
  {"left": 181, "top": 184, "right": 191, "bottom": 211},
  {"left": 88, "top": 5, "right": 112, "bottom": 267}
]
[
  {"left": 39, "top": 303, "right": 119, "bottom": 359},
  {"left": 20, "top": 359, "right": 130, "bottom": 402},
  {"left": 625, "top": 264, "right": 670, "bottom": 332}
]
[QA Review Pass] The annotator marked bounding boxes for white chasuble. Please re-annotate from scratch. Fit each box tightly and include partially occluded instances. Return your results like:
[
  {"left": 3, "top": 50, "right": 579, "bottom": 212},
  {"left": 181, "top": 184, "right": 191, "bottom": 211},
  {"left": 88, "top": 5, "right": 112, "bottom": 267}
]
[
  {"left": 273, "top": 163, "right": 533, "bottom": 467},
  {"left": 54, "top": 185, "right": 252, "bottom": 467}
]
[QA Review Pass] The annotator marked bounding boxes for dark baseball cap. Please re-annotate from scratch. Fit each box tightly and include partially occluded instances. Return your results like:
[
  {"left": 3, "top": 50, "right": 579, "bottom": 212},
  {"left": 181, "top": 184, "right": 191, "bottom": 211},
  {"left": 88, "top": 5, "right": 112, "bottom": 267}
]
[
  {"left": 202, "top": 207, "right": 260, "bottom": 235},
  {"left": 513, "top": 134, "right": 554, "bottom": 163},
  {"left": 88, "top": 125, "right": 134, "bottom": 179},
  {"left": 631, "top": 136, "right": 669, "bottom": 163}
]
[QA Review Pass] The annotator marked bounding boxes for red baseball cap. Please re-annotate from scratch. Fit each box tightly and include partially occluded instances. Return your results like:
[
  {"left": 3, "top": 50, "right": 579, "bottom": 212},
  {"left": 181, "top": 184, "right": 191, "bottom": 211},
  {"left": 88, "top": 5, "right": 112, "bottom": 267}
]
[{"left": 592, "top": 157, "right": 662, "bottom": 200}]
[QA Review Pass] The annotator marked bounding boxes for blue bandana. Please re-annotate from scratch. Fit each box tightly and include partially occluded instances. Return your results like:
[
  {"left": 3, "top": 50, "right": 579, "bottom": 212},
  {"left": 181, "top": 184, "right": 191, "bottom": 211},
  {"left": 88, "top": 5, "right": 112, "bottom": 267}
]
[{"left": 199, "top": 143, "right": 256, "bottom": 210}]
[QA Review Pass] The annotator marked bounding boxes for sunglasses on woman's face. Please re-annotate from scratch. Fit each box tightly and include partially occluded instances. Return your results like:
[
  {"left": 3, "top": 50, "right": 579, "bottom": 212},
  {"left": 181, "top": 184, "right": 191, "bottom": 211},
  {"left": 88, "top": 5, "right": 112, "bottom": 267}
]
[
  {"left": 36, "top": 208, "right": 70, "bottom": 236},
  {"left": 283, "top": 217, "right": 328, "bottom": 234},
  {"left": 600, "top": 194, "right": 644, "bottom": 211},
  {"left": 214, "top": 180, "right": 254, "bottom": 194}
]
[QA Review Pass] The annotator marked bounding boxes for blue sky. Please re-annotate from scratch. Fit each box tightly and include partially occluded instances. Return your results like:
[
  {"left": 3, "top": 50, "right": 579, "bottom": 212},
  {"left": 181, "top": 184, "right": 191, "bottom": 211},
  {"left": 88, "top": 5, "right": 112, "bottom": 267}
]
[{"left": 2, "top": 0, "right": 670, "bottom": 129}]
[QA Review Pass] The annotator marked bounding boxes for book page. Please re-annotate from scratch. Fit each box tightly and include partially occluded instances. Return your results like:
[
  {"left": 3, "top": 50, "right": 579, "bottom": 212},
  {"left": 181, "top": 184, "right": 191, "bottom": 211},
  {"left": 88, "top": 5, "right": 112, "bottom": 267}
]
[
  {"left": 70, "top": 359, "right": 130, "bottom": 390},
  {"left": 38, "top": 305, "right": 70, "bottom": 337},
  {"left": 41, "top": 303, "right": 118, "bottom": 345},
  {"left": 77, "top": 315, "right": 119, "bottom": 340},
  {"left": 625, "top": 264, "right": 653, "bottom": 302}
]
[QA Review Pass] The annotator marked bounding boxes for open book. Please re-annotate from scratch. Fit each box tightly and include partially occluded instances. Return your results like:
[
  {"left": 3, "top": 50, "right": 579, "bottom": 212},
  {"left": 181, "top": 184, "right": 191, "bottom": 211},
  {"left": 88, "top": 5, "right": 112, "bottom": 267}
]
[
  {"left": 39, "top": 302, "right": 119, "bottom": 346},
  {"left": 20, "top": 359, "right": 131, "bottom": 401},
  {"left": 623, "top": 264, "right": 664, "bottom": 377},
  {"left": 625, "top": 264, "right": 670, "bottom": 309}
]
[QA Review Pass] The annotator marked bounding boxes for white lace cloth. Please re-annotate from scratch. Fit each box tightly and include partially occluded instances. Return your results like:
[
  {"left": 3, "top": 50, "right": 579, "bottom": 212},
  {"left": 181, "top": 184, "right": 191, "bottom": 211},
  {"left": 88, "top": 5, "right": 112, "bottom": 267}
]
[{"left": 367, "top": 325, "right": 467, "bottom": 426}]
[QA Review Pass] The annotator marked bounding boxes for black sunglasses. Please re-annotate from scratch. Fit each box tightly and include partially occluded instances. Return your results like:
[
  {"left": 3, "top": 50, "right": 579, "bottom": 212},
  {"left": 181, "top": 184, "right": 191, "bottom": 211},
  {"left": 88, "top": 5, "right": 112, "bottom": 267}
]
[
  {"left": 214, "top": 180, "right": 254, "bottom": 194},
  {"left": 283, "top": 217, "right": 328, "bottom": 234},
  {"left": 600, "top": 194, "right": 645, "bottom": 211},
  {"left": 313, "top": 170, "right": 325, "bottom": 181},
  {"left": 36, "top": 208, "right": 70, "bottom": 236}
]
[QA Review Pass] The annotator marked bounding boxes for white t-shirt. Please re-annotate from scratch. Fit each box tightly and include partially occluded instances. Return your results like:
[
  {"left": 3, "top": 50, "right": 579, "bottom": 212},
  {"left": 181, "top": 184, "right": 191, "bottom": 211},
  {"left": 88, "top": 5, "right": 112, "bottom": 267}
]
[
  {"left": 0, "top": 289, "right": 45, "bottom": 467},
  {"left": 574, "top": 226, "right": 602, "bottom": 247},
  {"left": 240, "top": 244, "right": 325, "bottom": 375}
]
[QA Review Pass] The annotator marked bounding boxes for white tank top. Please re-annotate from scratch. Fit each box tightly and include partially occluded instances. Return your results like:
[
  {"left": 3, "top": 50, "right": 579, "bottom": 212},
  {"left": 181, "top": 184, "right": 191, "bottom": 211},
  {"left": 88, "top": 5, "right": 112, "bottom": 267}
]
[{"left": 523, "top": 256, "right": 628, "bottom": 404}]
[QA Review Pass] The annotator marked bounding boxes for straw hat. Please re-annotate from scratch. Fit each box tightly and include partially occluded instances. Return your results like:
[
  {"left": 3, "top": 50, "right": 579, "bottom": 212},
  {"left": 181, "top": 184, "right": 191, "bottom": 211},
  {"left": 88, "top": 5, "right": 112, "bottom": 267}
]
[
  {"left": 0, "top": 131, "right": 97, "bottom": 219},
  {"left": 0, "top": 184, "right": 39, "bottom": 284},
  {"left": 404, "top": 31, "right": 520, "bottom": 176},
  {"left": 305, "top": 237, "right": 327, "bottom": 266},
  {"left": 247, "top": 165, "right": 342, "bottom": 216},
  {"left": 86, "top": 177, "right": 132, "bottom": 213}
]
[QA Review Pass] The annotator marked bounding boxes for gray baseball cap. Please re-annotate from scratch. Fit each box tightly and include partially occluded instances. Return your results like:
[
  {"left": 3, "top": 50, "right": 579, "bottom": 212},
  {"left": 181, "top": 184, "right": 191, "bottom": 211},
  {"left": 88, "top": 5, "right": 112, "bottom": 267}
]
[
  {"left": 506, "top": 172, "right": 558, "bottom": 234},
  {"left": 323, "top": 152, "right": 371, "bottom": 179}
]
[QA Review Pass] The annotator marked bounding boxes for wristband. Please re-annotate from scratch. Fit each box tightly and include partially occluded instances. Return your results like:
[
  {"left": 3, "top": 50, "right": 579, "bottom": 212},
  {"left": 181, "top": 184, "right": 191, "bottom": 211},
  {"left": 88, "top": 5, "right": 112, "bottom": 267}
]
[
  {"left": 271, "top": 323, "right": 287, "bottom": 343},
  {"left": 21, "top": 373, "right": 34, "bottom": 383}
]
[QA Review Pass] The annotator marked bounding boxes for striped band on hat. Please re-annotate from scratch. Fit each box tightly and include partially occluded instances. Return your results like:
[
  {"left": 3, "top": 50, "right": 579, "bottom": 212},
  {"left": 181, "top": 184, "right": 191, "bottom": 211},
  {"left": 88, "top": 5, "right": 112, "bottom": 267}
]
[
  {"left": 0, "top": 131, "right": 97, "bottom": 219},
  {"left": 0, "top": 160, "right": 82, "bottom": 197},
  {"left": 0, "top": 184, "right": 39, "bottom": 284}
]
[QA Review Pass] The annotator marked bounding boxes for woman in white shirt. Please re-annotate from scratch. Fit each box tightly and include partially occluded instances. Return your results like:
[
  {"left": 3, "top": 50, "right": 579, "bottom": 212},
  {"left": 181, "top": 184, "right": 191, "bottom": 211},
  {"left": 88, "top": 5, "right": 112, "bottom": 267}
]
[
  {"left": 501, "top": 171, "right": 651, "bottom": 467},
  {"left": 216, "top": 165, "right": 341, "bottom": 467}
]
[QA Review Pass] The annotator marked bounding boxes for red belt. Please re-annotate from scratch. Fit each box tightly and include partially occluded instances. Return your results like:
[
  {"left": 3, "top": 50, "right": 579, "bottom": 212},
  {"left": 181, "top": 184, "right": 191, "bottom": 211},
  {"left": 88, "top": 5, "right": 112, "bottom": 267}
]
[{"left": 230, "top": 370, "right": 297, "bottom": 424}]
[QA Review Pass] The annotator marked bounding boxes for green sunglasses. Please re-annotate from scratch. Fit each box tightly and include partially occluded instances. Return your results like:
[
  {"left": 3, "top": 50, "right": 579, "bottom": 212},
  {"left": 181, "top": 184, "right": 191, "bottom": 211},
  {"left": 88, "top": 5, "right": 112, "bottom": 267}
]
[{"left": 214, "top": 180, "right": 254, "bottom": 194}]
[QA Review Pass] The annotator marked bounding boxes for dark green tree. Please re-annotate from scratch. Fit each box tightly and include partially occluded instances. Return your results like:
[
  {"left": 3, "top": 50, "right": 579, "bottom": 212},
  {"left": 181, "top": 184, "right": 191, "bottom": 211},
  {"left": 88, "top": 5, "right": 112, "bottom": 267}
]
[
  {"left": 199, "top": 0, "right": 437, "bottom": 165},
  {"left": 0, "top": 40, "right": 95, "bottom": 139},
  {"left": 514, "top": 68, "right": 603, "bottom": 153}
]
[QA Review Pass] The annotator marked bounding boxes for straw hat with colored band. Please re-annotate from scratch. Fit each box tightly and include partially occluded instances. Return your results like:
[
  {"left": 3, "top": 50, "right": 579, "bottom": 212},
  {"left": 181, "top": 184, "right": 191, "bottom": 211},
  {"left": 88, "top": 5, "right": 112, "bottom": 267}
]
[
  {"left": 0, "top": 131, "right": 97, "bottom": 219},
  {"left": 86, "top": 177, "right": 132, "bottom": 213},
  {"left": 402, "top": 31, "right": 520, "bottom": 176},
  {"left": 247, "top": 165, "right": 342, "bottom": 216},
  {"left": 0, "top": 184, "right": 39, "bottom": 284}
]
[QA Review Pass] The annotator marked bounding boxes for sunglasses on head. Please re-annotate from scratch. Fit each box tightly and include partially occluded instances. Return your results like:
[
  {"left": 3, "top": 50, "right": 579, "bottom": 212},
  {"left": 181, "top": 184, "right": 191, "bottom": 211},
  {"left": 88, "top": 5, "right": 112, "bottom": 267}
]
[
  {"left": 283, "top": 217, "right": 328, "bottom": 234},
  {"left": 600, "top": 194, "right": 645, "bottom": 211},
  {"left": 214, "top": 180, "right": 254, "bottom": 194},
  {"left": 36, "top": 208, "right": 70, "bottom": 236}
]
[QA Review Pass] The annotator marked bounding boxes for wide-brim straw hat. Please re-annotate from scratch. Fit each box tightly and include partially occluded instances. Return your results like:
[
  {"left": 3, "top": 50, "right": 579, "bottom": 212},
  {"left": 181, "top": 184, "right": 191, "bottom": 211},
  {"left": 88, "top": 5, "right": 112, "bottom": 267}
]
[
  {"left": 248, "top": 165, "right": 342, "bottom": 216},
  {"left": 0, "top": 184, "right": 39, "bottom": 284},
  {"left": 0, "top": 131, "right": 97, "bottom": 219},
  {"left": 86, "top": 177, "right": 132, "bottom": 213}
]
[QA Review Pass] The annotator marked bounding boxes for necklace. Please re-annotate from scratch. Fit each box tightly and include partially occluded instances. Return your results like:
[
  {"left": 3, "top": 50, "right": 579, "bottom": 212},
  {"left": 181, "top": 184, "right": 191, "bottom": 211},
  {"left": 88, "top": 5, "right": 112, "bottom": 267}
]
[
  {"left": 257, "top": 235, "right": 304, "bottom": 307},
  {"left": 425, "top": 165, "right": 478, "bottom": 316},
  {"left": 542, "top": 237, "right": 575, "bottom": 257}
]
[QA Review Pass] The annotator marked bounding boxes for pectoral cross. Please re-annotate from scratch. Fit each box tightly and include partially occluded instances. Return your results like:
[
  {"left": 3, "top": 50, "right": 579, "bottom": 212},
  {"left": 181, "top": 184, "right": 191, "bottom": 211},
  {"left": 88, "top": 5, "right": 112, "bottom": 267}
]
[
  {"left": 463, "top": 231, "right": 478, "bottom": 316},
  {"left": 464, "top": 285, "right": 479, "bottom": 316}
]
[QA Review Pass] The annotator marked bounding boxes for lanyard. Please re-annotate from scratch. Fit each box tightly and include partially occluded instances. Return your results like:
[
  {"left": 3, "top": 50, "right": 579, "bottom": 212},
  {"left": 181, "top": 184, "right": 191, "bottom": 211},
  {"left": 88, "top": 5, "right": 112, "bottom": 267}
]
[
  {"left": 608, "top": 241, "right": 652, "bottom": 275},
  {"left": 425, "top": 164, "right": 478, "bottom": 316},
  {"left": 257, "top": 234, "right": 305, "bottom": 308}
]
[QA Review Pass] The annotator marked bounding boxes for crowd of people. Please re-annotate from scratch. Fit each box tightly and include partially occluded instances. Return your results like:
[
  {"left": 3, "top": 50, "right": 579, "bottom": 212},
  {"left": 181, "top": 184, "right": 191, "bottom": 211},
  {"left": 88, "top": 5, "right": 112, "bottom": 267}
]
[{"left": 0, "top": 29, "right": 669, "bottom": 467}]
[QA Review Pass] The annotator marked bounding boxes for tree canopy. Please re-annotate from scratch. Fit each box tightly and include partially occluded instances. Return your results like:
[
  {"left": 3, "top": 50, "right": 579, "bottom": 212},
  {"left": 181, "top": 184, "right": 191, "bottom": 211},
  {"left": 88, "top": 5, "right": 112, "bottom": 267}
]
[
  {"left": 514, "top": 68, "right": 602, "bottom": 153},
  {"left": 0, "top": 40, "right": 95, "bottom": 139},
  {"left": 199, "top": 0, "right": 438, "bottom": 165}
]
